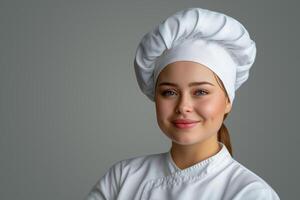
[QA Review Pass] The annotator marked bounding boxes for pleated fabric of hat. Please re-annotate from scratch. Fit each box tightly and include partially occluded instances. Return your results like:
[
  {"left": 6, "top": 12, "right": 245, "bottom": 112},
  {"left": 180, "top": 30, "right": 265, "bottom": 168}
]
[{"left": 134, "top": 7, "right": 256, "bottom": 104}]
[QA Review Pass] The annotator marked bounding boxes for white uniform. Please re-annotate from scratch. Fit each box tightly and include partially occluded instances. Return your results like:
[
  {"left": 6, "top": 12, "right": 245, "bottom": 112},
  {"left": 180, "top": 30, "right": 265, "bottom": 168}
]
[{"left": 85, "top": 142, "right": 280, "bottom": 200}]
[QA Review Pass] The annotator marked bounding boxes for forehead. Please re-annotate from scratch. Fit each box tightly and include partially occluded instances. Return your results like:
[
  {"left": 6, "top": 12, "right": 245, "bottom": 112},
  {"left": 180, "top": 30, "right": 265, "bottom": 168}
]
[{"left": 156, "top": 61, "right": 217, "bottom": 84}]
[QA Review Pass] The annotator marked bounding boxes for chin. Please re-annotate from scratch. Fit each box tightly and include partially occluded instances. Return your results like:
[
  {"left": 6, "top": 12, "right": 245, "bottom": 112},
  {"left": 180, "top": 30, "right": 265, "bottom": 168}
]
[
  {"left": 171, "top": 138, "right": 204, "bottom": 146},
  {"left": 167, "top": 133, "right": 204, "bottom": 145}
]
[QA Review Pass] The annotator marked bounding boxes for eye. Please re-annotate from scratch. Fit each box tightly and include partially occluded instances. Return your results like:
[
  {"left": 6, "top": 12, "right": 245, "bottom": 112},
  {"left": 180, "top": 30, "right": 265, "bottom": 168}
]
[
  {"left": 194, "top": 89, "right": 208, "bottom": 96},
  {"left": 161, "top": 90, "right": 177, "bottom": 97}
]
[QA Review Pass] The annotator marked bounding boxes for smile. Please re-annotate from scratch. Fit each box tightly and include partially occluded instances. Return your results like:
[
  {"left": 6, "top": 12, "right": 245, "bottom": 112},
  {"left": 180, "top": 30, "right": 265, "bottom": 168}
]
[{"left": 173, "top": 122, "right": 199, "bottom": 129}]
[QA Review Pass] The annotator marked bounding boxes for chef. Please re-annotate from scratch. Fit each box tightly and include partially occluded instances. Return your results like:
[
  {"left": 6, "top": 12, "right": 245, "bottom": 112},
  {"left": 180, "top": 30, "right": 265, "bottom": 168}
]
[{"left": 85, "top": 7, "right": 280, "bottom": 200}]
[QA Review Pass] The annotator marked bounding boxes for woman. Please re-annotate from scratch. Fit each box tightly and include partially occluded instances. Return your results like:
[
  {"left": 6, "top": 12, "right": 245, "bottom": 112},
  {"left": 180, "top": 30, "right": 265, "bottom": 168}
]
[{"left": 85, "top": 7, "right": 280, "bottom": 199}]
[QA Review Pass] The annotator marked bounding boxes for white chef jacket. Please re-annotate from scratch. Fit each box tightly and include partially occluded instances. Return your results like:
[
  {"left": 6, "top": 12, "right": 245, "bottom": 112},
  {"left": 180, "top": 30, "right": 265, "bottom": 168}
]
[{"left": 85, "top": 142, "right": 280, "bottom": 200}]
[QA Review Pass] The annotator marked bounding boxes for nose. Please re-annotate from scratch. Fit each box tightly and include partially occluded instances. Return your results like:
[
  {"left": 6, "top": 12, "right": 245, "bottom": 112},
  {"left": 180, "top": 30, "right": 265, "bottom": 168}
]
[{"left": 175, "top": 92, "right": 193, "bottom": 114}]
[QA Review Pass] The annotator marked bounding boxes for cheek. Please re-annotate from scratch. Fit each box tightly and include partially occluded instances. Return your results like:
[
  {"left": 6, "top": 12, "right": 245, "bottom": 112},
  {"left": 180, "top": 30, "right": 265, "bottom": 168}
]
[
  {"left": 155, "top": 100, "right": 173, "bottom": 118},
  {"left": 155, "top": 100, "right": 173, "bottom": 131},
  {"left": 195, "top": 97, "right": 226, "bottom": 119}
]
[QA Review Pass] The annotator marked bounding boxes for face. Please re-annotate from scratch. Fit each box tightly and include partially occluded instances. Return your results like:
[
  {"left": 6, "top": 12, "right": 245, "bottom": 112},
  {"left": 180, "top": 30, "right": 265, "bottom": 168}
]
[{"left": 154, "top": 61, "right": 232, "bottom": 146}]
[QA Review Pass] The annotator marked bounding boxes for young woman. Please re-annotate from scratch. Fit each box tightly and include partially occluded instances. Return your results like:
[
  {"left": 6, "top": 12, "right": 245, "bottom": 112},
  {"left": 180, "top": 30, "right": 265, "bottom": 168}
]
[{"left": 85, "top": 7, "right": 280, "bottom": 200}]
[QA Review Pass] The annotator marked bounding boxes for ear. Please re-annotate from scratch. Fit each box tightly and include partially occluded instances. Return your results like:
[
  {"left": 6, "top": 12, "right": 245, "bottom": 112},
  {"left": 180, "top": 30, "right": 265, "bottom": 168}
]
[{"left": 224, "top": 98, "right": 232, "bottom": 114}]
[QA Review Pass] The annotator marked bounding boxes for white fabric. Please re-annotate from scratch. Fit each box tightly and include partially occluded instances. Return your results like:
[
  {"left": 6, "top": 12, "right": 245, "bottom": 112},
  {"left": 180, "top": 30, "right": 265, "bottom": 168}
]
[
  {"left": 85, "top": 142, "right": 280, "bottom": 200},
  {"left": 134, "top": 7, "right": 256, "bottom": 104}
]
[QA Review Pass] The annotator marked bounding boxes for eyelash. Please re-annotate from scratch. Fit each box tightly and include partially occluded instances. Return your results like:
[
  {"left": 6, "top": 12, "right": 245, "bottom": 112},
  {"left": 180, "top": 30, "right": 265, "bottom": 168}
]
[{"left": 161, "top": 89, "right": 209, "bottom": 97}]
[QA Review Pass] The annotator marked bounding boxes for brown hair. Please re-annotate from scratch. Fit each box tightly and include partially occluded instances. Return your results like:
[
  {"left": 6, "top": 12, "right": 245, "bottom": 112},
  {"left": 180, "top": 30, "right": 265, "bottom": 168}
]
[{"left": 213, "top": 73, "right": 233, "bottom": 157}]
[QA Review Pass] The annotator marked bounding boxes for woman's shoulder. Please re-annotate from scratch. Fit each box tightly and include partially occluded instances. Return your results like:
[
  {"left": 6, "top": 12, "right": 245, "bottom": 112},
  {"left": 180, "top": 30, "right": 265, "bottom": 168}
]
[
  {"left": 226, "top": 158, "right": 280, "bottom": 199},
  {"left": 85, "top": 152, "right": 167, "bottom": 200}
]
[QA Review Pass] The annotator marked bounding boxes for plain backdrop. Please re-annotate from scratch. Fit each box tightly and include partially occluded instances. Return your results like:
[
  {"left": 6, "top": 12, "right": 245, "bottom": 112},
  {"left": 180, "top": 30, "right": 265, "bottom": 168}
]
[{"left": 0, "top": 0, "right": 299, "bottom": 199}]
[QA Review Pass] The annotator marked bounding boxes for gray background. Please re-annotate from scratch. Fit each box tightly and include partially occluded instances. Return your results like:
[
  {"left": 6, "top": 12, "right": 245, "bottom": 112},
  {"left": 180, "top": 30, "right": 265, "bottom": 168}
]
[{"left": 0, "top": 0, "right": 298, "bottom": 199}]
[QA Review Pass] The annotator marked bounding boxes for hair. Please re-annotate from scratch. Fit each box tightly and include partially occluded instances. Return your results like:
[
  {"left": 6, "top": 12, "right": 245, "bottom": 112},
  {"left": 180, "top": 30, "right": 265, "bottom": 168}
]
[{"left": 213, "top": 73, "right": 233, "bottom": 157}]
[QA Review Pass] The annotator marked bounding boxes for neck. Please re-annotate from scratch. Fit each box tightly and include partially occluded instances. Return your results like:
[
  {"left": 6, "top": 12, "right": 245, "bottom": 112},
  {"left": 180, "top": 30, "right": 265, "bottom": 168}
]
[{"left": 170, "top": 135, "right": 221, "bottom": 170}]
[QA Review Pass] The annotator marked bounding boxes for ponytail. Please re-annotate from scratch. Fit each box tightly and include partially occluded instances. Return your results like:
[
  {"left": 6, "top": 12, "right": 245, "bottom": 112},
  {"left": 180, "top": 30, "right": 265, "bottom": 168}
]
[{"left": 217, "top": 113, "right": 233, "bottom": 157}]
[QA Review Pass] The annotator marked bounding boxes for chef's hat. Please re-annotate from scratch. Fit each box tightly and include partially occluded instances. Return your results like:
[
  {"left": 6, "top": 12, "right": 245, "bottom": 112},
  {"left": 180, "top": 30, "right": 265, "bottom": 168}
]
[{"left": 134, "top": 7, "right": 256, "bottom": 104}]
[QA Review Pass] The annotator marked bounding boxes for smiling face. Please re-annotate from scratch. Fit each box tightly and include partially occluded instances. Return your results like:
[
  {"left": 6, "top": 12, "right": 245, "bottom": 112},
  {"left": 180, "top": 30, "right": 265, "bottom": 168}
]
[{"left": 154, "top": 61, "right": 232, "bottom": 146}]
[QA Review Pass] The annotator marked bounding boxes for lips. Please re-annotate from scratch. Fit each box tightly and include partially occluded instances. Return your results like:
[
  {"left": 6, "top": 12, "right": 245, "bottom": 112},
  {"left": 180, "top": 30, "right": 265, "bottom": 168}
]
[
  {"left": 173, "top": 119, "right": 200, "bottom": 124},
  {"left": 172, "top": 119, "right": 200, "bottom": 129}
]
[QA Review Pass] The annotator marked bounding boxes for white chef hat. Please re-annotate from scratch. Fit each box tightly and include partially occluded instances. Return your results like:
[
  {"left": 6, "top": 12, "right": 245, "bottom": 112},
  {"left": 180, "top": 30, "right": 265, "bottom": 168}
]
[{"left": 134, "top": 7, "right": 256, "bottom": 104}]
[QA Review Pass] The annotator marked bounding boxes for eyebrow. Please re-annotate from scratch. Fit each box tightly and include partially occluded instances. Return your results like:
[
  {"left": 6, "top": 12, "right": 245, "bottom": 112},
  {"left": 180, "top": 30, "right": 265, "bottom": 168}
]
[{"left": 158, "top": 81, "right": 215, "bottom": 87}]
